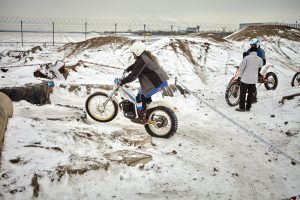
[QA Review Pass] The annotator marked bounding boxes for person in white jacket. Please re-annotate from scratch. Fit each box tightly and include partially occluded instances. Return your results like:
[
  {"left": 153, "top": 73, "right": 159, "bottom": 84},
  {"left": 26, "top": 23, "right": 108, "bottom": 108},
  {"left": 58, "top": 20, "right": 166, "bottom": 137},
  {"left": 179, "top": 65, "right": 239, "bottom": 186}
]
[{"left": 236, "top": 47, "right": 263, "bottom": 112}]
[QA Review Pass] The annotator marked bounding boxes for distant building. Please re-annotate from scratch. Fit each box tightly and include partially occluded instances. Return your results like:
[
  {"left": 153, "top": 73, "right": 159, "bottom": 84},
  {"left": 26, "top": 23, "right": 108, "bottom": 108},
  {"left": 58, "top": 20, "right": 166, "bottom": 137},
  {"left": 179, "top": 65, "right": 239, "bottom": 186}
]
[
  {"left": 186, "top": 27, "right": 198, "bottom": 33},
  {"left": 239, "top": 23, "right": 262, "bottom": 29}
]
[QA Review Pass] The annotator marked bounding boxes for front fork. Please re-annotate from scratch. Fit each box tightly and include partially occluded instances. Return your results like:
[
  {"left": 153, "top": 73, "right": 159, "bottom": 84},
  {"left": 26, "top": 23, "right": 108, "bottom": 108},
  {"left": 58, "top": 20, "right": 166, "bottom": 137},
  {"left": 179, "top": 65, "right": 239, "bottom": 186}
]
[{"left": 103, "top": 85, "right": 119, "bottom": 108}]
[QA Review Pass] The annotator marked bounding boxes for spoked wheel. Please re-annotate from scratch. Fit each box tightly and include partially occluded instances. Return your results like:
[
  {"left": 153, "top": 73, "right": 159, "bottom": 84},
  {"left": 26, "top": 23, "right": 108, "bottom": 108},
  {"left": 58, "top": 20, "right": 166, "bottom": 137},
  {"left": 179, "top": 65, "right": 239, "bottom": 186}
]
[
  {"left": 291, "top": 72, "right": 300, "bottom": 87},
  {"left": 85, "top": 92, "right": 118, "bottom": 122},
  {"left": 225, "top": 81, "right": 240, "bottom": 106},
  {"left": 264, "top": 72, "right": 278, "bottom": 90},
  {"left": 145, "top": 106, "right": 177, "bottom": 138}
]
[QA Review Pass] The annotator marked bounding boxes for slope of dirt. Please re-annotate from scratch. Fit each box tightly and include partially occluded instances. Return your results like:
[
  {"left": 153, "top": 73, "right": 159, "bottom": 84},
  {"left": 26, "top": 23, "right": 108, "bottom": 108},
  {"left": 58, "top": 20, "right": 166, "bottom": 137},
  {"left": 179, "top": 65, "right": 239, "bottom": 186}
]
[
  {"left": 59, "top": 36, "right": 132, "bottom": 57},
  {"left": 190, "top": 32, "right": 229, "bottom": 43},
  {"left": 226, "top": 25, "right": 300, "bottom": 41}
]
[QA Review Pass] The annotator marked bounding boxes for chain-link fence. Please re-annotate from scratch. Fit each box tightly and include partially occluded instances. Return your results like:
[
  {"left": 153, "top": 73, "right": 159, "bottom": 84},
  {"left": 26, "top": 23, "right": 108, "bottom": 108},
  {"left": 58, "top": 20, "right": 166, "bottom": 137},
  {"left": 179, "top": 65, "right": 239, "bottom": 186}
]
[{"left": 0, "top": 16, "right": 239, "bottom": 46}]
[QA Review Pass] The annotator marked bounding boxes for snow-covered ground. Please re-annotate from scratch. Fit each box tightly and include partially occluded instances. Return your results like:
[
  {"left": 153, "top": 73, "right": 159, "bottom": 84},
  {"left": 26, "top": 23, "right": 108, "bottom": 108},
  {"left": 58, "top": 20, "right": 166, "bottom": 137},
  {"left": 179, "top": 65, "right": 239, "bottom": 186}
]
[{"left": 0, "top": 32, "right": 299, "bottom": 200}]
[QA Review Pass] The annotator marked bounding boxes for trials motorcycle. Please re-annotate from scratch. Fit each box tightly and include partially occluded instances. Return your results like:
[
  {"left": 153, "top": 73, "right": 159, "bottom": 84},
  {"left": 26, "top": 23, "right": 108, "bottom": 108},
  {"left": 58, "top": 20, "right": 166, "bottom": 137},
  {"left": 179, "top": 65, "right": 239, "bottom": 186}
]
[
  {"left": 225, "top": 64, "right": 278, "bottom": 106},
  {"left": 85, "top": 70, "right": 178, "bottom": 138}
]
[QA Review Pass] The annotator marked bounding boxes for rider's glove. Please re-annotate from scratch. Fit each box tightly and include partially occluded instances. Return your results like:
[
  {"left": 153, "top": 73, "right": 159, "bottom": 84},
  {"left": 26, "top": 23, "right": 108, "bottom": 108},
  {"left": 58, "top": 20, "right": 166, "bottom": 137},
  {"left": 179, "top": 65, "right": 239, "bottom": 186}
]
[
  {"left": 114, "top": 78, "right": 121, "bottom": 85},
  {"left": 237, "top": 77, "right": 241, "bottom": 83}
]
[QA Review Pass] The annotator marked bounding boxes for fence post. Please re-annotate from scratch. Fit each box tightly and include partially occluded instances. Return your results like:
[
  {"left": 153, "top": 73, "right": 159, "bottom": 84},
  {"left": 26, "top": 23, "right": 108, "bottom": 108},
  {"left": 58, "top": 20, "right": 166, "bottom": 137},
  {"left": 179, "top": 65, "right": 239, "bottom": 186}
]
[
  {"left": 21, "top": 21, "right": 23, "bottom": 47},
  {"left": 221, "top": 26, "right": 226, "bottom": 38},
  {"left": 115, "top": 23, "right": 117, "bottom": 35},
  {"left": 144, "top": 24, "right": 146, "bottom": 39},
  {"left": 52, "top": 22, "right": 54, "bottom": 46},
  {"left": 85, "top": 22, "right": 87, "bottom": 40}
]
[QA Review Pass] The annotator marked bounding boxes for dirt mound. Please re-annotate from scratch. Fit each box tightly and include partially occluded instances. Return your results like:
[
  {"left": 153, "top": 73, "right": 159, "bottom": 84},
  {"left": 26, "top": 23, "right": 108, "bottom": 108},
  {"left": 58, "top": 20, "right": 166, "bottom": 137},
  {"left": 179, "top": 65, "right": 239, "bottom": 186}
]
[
  {"left": 59, "top": 36, "right": 132, "bottom": 57},
  {"left": 191, "top": 32, "right": 228, "bottom": 43},
  {"left": 227, "top": 25, "right": 300, "bottom": 41}
]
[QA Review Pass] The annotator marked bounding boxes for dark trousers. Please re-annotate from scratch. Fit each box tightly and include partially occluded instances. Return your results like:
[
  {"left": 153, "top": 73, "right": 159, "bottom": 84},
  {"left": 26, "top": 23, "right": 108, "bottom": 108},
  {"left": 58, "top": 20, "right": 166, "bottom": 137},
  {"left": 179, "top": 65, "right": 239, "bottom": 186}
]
[
  {"left": 136, "top": 93, "right": 152, "bottom": 110},
  {"left": 239, "top": 82, "right": 256, "bottom": 110}
]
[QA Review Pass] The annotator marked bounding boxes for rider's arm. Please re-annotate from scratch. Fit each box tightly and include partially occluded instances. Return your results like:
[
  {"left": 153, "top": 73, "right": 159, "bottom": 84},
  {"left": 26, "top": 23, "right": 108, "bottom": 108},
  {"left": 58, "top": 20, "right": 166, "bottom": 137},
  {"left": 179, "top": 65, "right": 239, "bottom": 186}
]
[
  {"left": 126, "top": 64, "right": 134, "bottom": 72},
  {"left": 121, "top": 58, "right": 146, "bottom": 84}
]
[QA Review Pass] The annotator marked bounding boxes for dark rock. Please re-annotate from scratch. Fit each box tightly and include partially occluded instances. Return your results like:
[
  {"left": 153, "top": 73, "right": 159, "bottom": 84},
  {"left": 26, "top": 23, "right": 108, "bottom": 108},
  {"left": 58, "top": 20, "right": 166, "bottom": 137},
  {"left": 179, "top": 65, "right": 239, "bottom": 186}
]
[
  {"left": 0, "top": 82, "right": 51, "bottom": 105},
  {"left": 213, "top": 167, "right": 219, "bottom": 172},
  {"left": 1, "top": 68, "right": 8, "bottom": 72},
  {"left": 291, "top": 160, "right": 296, "bottom": 165},
  {"left": 270, "top": 115, "right": 275, "bottom": 118}
]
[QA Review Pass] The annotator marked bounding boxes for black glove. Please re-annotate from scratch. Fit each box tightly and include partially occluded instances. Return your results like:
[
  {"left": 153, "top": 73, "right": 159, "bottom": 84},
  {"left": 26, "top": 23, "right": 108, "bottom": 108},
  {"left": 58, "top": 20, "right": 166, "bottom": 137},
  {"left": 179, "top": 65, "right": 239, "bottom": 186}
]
[
  {"left": 237, "top": 77, "right": 241, "bottom": 83},
  {"left": 120, "top": 79, "right": 125, "bottom": 86}
]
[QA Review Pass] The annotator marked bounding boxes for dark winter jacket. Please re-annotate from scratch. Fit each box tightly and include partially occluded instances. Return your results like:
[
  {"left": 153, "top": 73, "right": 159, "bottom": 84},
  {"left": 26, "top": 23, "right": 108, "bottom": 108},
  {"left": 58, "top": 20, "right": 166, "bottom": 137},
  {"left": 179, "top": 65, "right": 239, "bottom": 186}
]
[
  {"left": 244, "top": 47, "right": 266, "bottom": 65},
  {"left": 121, "top": 52, "right": 169, "bottom": 96}
]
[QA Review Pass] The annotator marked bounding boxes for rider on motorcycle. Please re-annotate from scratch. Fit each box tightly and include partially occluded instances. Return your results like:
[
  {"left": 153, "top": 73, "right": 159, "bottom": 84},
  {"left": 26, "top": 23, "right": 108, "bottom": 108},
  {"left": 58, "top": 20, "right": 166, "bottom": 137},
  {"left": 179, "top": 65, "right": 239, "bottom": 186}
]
[{"left": 116, "top": 41, "right": 169, "bottom": 123}]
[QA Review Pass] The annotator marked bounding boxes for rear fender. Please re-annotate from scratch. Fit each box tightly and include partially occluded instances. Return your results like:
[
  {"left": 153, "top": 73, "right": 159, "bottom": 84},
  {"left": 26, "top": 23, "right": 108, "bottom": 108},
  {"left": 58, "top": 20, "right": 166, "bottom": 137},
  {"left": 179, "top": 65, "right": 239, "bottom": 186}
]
[{"left": 147, "top": 101, "right": 178, "bottom": 112}]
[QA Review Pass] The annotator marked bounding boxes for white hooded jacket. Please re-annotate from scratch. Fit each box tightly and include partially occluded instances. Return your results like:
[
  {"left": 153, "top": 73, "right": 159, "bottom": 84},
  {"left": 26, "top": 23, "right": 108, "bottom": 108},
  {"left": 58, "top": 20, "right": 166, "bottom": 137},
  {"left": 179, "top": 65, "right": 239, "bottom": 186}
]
[{"left": 239, "top": 51, "right": 263, "bottom": 84}]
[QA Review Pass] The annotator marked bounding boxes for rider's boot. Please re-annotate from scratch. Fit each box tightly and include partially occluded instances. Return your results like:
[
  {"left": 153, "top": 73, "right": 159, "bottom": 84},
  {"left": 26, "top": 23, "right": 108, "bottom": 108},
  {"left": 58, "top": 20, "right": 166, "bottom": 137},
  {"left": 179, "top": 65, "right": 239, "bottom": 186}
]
[{"left": 131, "top": 109, "right": 147, "bottom": 124}]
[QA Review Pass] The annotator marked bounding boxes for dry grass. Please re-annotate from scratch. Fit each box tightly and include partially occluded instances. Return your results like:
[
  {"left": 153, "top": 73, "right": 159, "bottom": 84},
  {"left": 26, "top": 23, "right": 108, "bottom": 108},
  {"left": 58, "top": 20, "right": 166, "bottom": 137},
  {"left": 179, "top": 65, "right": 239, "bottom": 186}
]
[
  {"left": 170, "top": 39, "right": 197, "bottom": 65},
  {"left": 227, "top": 25, "right": 300, "bottom": 41},
  {"left": 192, "top": 32, "right": 228, "bottom": 43},
  {"left": 59, "top": 36, "right": 132, "bottom": 57}
]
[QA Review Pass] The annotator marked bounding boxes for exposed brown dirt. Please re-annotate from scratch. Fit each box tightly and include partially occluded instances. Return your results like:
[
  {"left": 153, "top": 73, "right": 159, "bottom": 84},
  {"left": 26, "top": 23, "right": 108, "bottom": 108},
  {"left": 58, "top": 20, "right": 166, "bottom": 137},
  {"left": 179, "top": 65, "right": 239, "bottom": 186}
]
[
  {"left": 192, "top": 32, "right": 229, "bottom": 43},
  {"left": 56, "top": 162, "right": 110, "bottom": 181},
  {"left": 31, "top": 174, "right": 39, "bottom": 197},
  {"left": 9, "top": 157, "right": 21, "bottom": 164},
  {"left": 59, "top": 36, "right": 132, "bottom": 57},
  {"left": 23, "top": 145, "right": 63, "bottom": 152},
  {"left": 170, "top": 39, "right": 197, "bottom": 65},
  {"left": 227, "top": 25, "right": 300, "bottom": 41}
]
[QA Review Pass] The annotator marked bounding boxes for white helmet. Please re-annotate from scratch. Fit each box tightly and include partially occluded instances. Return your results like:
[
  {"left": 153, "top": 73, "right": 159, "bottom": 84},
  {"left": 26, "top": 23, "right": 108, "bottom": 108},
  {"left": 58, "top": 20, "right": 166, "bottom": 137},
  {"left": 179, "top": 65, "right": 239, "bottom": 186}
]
[
  {"left": 130, "top": 41, "right": 146, "bottom": 56},
  {"left": 249, "top": 38, "right": 260, "bottom": 47}
]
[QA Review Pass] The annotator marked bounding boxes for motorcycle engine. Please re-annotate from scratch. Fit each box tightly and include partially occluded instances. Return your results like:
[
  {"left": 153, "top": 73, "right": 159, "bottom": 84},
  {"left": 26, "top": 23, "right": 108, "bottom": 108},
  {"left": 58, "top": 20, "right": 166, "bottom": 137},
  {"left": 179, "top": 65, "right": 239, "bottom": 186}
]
[{"left": 119, "top": 100, "right": 136, "bottom": 119}]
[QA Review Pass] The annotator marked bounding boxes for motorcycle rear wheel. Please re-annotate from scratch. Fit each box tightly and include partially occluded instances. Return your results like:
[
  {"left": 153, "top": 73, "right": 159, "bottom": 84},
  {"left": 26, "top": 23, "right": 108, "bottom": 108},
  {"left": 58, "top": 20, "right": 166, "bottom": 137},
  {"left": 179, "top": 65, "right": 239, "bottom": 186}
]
[{"left": 144, "top": 106, "right": 177, "bottom": 138}]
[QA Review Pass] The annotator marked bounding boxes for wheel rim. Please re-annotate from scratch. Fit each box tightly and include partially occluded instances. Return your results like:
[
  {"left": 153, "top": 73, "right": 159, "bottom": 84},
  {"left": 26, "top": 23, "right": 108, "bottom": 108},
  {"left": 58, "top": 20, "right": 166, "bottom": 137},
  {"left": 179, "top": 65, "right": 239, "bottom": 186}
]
[
  {"left": 266, "top": 76, "right": 275, "bottom": 88},
  {"left": 148, "top": 110, "right": 172, "bottom": 136},
  {"left": 87, "top": 95, "right": 116, "bottom": 121},
  {"left": 296, "top": 75, "right": 300, "bottom": 86}
]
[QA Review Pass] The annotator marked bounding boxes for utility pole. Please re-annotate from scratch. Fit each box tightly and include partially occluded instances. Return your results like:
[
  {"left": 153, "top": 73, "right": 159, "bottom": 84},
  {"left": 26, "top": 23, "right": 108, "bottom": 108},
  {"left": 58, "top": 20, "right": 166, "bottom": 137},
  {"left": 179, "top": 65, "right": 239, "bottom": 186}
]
[
  {"left": 196, "top": 25, "right": 200, "bottom": 33},
  {"left": 171, "top": 25, "right": 173, "bottom": 34},
  {"left": 222, "top": 26, "right": 226, "bottom": 38},
  {"left": 85, "top": 22, "right": 87, "bottom": 40},
  {"left": 21, "top": 21, "right": 23, "bottom": 47},
  {"left": 52, "top": 22, "right": 55, "bottom": 46}
]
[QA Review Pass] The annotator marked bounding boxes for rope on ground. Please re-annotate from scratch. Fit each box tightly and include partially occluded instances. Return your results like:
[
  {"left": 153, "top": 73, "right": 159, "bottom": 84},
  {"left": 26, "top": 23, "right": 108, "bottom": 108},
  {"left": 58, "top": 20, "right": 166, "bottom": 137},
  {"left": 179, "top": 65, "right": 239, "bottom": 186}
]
[
  {"left": 80, "top": 60, "right": 124, "bottom": 70},
  {"left": 0, "top": 63, "right": 51, "bottom": 69},
  {"left": 0, "top": 60, "right": 125, "bottom": 71},
  {"left": 177, "top": 78, "right": 300, "bottom": 166}
]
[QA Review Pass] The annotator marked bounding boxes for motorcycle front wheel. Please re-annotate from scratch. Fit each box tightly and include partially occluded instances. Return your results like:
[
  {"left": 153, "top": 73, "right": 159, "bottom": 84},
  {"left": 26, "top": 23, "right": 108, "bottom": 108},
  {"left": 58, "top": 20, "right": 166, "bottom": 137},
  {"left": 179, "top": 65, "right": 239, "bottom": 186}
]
[
  {"left": 145, "top": 106, "right": 178, "bottom": 138},
  {"left": 225, "top": 81, "right": 240, "bottom": 106},
  {"left": 85, "top": 92, "right": 118, "bottom": 122},
  {"left": 264, "top": 72, "right": 278, "bottom": 90},
  {"left": 291, "top": 72, "right": 300, "bottom": 87}
]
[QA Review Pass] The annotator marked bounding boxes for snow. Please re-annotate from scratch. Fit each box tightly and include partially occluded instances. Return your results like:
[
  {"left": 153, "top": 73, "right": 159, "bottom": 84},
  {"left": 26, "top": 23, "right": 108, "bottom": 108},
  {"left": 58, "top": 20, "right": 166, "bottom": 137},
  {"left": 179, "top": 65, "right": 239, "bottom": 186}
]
[{"left": 0, "top": 32, "right": 300, "bottom": 199}]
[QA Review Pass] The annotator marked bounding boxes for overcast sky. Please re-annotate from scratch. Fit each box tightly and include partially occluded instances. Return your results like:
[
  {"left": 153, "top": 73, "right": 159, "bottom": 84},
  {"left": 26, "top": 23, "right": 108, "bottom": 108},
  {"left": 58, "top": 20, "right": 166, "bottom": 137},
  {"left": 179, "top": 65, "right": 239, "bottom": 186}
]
[{"left": 0, "top": 0, "right": 299, "bottom": 24}]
